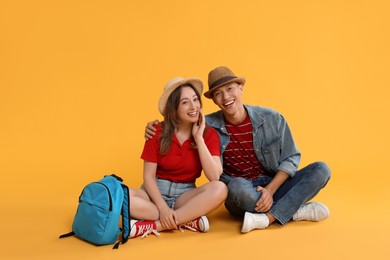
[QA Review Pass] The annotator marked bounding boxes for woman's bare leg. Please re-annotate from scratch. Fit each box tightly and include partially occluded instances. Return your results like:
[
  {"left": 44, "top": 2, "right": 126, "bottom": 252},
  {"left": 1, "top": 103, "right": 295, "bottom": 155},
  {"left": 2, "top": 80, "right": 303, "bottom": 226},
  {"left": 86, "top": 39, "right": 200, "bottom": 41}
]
[
  {"left": 173, "top": 181, "right": 227, "bottom": 224},
  {"left": 129, "top": 188, "right": 159, "bottom": 221},
  {"left": 129, "top": 188, "right": 171, "bottom": 232}
]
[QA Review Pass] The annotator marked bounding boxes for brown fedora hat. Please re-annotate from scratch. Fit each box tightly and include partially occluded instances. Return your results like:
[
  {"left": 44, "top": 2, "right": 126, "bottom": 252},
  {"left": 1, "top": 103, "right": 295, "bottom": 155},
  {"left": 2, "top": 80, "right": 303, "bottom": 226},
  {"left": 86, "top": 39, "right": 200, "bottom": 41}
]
[
  {"left": 204, "top": 66, "right": 246, "bottom": 99},
  {"left": 158, "top": 77, "right": 203, "bottom": 116}
]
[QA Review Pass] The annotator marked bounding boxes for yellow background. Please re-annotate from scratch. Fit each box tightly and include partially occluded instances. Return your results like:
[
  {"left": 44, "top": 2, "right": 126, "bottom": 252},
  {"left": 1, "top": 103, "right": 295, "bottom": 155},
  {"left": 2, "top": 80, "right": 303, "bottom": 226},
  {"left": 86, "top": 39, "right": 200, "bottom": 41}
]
[{"left": 1, "top": 0, "right": 389, "bottom": 259}]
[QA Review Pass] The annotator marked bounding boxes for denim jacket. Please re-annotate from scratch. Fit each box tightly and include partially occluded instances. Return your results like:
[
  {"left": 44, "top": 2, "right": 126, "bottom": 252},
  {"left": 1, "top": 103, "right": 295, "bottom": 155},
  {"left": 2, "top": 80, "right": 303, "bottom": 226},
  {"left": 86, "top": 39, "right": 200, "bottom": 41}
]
[{"left": 205, "top": 105, "right": 301, "bottom": 177}]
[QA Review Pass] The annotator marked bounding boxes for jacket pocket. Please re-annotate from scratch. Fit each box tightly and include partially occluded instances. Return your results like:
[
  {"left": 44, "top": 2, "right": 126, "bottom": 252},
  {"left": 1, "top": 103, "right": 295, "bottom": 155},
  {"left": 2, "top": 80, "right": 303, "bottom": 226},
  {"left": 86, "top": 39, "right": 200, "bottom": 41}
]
[{"left": 262, "top": 139, "right": 282, "bottom": 169}]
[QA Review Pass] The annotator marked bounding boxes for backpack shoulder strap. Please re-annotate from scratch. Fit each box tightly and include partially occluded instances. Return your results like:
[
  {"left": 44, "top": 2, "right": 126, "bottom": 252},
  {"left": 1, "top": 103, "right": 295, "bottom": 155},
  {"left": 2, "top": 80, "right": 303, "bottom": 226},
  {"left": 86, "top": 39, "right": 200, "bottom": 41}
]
[
  {"left": 121, "top": 183, "right": 130, "bottom": 243},
  {"left": 59, "top": 231, "right": 75, "bottom": 239},
  {"left": 113, "top": 183, "right": 130, "bottom": 249}
]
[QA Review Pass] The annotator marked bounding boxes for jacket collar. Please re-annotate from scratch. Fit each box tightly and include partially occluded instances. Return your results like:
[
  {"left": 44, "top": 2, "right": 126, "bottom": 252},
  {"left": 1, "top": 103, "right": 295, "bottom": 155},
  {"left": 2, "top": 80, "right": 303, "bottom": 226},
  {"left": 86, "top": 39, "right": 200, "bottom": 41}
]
[
  {"left": 206, "top": 104, "right": 264, "bottom": 129},
  {"left": 245, "top": 104, "right": 264, "bottom": 129}
]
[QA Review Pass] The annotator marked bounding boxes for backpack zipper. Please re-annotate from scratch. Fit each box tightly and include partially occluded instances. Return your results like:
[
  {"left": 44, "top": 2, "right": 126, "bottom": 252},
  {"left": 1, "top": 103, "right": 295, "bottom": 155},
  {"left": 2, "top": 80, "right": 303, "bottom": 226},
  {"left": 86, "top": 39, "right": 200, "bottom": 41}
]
[
  {"left": 98, "top": 182, "right": 113, "bottom": 211},
  {"left": 79, "top": 182, "right": 113, "bottom": 211}
]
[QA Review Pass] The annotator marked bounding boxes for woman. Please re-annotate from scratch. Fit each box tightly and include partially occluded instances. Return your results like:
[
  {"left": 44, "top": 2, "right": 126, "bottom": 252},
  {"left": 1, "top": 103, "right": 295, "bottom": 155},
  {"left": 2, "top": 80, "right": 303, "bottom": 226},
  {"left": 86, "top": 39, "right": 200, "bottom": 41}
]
[{"left": 129, "top": 77, "right": 227, "bottom": 238}]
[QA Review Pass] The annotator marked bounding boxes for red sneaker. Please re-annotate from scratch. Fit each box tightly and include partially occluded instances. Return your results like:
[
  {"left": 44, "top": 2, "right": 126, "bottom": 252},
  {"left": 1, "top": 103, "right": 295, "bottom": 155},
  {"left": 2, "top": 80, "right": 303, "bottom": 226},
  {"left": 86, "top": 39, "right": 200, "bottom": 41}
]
[
  {"left": 130, "top": 220, "right": 160, "bottom": 239},
  {"left": 179, "top": 216, "right": 209, "bottom": 232}
]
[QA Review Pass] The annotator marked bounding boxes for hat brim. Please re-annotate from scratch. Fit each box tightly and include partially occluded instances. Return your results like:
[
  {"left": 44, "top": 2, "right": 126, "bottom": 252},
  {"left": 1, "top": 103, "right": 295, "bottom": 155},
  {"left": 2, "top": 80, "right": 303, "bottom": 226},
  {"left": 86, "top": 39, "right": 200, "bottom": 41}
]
[
  {"left": 158, "top": 78, "right": 203, "bottom": 116},
  {"left": 204, "top": 77, "right": 246, "bottom": 99}
]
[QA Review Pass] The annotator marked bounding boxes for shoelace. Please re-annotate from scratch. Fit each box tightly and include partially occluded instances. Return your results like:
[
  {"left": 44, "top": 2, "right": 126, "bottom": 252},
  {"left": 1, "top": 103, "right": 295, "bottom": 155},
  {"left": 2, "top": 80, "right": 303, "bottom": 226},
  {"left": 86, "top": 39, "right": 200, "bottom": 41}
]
[
  {"left": 140, "top": 229, "right": 160, "bottom": 239},
  {"left": 294, "top": 204, "right": 314, "bottom": 220},
  {"left": 179, "top": 224, "right": 198, "bottom": 232}
]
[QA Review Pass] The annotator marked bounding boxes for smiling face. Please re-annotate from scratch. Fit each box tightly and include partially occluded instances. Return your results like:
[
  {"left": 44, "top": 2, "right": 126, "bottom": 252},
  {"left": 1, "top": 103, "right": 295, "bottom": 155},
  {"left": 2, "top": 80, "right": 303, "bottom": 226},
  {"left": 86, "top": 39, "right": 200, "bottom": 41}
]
[
  {"left": 164, "top": 84, "right": 203, "bottom": 129},
  {"left": 211, "top": 82, "right": 245, "bottom": 122},
  {"left": 177, "top": 86, "right": 201, "bottom": 124}
]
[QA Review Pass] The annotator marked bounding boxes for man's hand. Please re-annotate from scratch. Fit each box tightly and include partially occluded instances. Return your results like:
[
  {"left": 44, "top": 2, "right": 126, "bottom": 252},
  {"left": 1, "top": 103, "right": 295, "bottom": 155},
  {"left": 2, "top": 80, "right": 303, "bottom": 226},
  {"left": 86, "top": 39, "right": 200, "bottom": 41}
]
[
  {"left": 145, "top": 119, "right": 159, "bottom": 140},
  {"left": 255, "top": 186, "right": 273, "bottom": 212},
  {"left": 255, "top": 170, "right": 289, "bottom": 212}
]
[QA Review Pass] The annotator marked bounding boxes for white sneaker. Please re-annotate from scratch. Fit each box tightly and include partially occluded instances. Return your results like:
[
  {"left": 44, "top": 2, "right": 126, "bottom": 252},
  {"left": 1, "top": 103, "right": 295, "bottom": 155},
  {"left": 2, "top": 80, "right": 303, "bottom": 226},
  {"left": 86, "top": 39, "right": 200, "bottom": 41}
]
[
  {"left": 241, "top": 212, "right": 269, "bottom": 233},
  {"left": 292, "top": 202, "right": 330, "bottom": 222}
]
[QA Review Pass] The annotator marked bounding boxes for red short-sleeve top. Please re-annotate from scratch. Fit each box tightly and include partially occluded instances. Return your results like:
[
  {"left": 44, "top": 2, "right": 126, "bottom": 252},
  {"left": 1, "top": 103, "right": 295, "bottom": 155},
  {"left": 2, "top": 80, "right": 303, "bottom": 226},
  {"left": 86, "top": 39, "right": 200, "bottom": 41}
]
[{"left": 141, "top": 123, "right": 220, "bottom": 182}]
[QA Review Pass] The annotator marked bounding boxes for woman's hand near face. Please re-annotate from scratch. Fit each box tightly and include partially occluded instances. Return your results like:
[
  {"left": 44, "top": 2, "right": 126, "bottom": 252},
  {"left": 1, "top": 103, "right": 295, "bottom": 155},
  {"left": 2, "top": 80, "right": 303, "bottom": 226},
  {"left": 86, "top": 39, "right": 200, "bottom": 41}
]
[{"left": 192, "top": 110, "right": 205, "bottom": 141}]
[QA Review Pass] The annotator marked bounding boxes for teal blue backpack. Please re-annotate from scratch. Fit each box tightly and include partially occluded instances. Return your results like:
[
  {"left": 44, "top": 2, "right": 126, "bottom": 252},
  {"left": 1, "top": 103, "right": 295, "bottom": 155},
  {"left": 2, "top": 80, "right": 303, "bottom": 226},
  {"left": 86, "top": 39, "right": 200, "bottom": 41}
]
[{"left": 60, "top": 174, "right": 130, "bottom": 249}]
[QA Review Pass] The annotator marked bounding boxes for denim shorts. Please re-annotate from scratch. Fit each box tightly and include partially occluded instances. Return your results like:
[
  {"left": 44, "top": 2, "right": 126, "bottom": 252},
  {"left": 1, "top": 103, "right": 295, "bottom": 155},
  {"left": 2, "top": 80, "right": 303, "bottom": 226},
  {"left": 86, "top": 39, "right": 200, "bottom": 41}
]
[{"left": 141, "top": 178, "right": 196, "bottom": 208}]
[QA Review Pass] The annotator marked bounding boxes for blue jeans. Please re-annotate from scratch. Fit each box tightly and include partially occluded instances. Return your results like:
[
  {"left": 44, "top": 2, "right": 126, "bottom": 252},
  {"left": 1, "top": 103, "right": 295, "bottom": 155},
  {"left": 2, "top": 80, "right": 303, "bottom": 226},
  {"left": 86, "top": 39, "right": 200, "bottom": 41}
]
[
  {"left": 142, "top": 178, "right": 196, "bottom": 208},
  {"left": 220, "top": 161, "right": 331, "bottom": 225}
]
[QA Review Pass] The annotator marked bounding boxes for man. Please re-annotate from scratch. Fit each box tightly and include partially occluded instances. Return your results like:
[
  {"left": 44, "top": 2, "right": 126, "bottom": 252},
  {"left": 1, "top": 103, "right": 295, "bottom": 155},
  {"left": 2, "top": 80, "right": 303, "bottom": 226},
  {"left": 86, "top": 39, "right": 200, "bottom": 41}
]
[{"left": 146, "top": 66, "right": 331, "bottom": 233}]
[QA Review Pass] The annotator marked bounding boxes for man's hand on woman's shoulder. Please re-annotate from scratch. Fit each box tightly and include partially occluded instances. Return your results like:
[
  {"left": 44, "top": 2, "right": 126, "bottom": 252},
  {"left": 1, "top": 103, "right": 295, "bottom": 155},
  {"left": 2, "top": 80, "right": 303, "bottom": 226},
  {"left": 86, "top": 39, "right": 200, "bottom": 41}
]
[{"left": 145, "top": 119, "right": 160, "bottom": 140}]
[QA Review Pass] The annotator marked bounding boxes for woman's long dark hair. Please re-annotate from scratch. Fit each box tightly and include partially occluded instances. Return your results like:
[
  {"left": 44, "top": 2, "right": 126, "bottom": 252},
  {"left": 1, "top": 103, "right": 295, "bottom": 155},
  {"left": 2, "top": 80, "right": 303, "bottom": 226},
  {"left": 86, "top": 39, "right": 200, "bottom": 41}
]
[{"left": 159, "top": 84, "right": 203, "bottom": 154}]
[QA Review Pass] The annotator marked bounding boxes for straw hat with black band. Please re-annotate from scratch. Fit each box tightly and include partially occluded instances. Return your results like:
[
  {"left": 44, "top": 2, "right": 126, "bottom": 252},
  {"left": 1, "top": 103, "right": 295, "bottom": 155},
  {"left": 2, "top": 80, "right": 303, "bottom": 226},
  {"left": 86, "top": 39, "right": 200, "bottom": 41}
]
[
  {"left": 158, "top": 77, "right": 203, "bottom": 116},
  {"left": 204, "top": 66, "right": 246, "bottom": 99}
]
